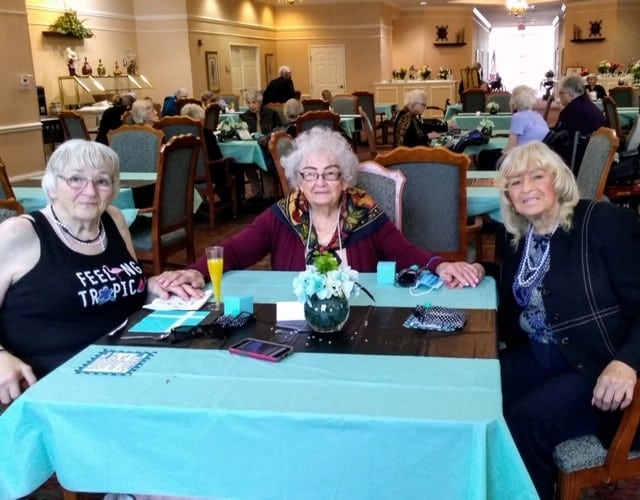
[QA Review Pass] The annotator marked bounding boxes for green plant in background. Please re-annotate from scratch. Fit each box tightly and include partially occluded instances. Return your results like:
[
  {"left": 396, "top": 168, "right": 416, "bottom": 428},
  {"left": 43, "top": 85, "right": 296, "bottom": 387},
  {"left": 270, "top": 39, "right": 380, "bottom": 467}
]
[{"left": 49, "top": 10, "right": 94, "bottom": 38}]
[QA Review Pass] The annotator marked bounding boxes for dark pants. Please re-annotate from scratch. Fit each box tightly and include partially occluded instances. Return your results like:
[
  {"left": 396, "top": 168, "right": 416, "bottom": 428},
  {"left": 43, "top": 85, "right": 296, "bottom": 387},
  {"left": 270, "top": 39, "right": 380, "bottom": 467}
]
[{"left": 500, "top": 344, "right": 598, "bottom": 500}]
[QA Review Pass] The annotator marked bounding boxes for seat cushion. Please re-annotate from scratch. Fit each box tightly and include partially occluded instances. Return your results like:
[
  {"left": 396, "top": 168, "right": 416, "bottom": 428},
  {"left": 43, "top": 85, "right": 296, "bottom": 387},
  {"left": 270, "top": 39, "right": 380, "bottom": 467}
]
[{"left": 554, "top": 434, "right": 640, "bottom": 473}]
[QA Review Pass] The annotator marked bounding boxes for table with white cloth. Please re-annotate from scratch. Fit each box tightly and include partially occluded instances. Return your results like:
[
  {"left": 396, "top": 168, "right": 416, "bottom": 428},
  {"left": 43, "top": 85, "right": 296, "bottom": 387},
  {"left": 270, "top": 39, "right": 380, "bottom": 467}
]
[
  {"left": 453, "top": 113, "right": 512, "bottom": 131},
  {"left": 0, "top": 270, "right": 537, "bottom": 500}
]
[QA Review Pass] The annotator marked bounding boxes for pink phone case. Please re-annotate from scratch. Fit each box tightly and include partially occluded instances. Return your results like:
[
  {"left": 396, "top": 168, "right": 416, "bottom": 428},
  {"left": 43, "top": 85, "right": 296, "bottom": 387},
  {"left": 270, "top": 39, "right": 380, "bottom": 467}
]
[{"left": 228, "top": 338, "right": 293, "bottom": 362}]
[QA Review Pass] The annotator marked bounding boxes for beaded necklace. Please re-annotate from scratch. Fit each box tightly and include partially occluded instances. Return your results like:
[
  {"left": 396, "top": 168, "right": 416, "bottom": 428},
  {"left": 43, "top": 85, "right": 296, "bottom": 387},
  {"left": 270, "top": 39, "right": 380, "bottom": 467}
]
[
  {"left": 49, "top": 205, "right": 105, "bottom": 250},
  {"left": 512, "top": 224, "right": 557, "bottom": 307}
]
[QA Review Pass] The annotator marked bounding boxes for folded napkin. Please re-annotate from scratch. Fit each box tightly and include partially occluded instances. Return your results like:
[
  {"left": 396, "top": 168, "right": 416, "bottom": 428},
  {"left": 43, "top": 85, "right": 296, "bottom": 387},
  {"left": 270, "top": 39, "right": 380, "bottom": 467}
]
[{"left": 143, "top": 290, "right": 212, "bottom": 311}]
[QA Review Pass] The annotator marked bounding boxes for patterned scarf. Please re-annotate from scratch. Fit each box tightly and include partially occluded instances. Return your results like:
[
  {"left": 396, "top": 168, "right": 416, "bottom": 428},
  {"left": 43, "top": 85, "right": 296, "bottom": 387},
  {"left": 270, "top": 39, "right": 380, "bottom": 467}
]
[{"left": 275, "top": 187, "right": 385, "bottom": 253}]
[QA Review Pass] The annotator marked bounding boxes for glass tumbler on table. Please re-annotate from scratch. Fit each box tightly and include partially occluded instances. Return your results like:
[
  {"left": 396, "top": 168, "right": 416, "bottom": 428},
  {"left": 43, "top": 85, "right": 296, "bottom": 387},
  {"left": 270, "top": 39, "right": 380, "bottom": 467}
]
[{"left": 206, "top": 246, "right": 224, "bottom": 310}]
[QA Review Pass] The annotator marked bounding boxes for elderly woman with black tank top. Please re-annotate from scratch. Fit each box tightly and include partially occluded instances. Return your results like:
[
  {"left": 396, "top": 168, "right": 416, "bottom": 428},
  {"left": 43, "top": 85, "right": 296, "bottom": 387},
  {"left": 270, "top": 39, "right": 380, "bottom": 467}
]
[{"left": 0, "top": 140, "right": 204, "bottom": 405}]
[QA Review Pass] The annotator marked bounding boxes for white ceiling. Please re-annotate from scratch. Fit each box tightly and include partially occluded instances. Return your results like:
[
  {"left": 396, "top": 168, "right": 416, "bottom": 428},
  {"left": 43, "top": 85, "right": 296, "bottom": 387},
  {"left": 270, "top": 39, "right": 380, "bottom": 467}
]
[{"left": 274, "top": 0, "right": 568, "bottom": 29}]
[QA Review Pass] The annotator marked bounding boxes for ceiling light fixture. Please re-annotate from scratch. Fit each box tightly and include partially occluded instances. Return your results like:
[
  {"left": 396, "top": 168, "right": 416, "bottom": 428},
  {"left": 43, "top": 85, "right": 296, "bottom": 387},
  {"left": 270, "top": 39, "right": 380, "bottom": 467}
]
[{"left": 506, "top": 0, "right": 529, "bottom": 17}]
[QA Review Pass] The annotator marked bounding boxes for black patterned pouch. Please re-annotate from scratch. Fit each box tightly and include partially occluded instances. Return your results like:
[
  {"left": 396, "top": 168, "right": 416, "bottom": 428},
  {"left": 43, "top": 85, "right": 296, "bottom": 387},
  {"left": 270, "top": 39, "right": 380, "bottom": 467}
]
[{"left": 403, "top": 305, "right": 466, "bottom": 332}]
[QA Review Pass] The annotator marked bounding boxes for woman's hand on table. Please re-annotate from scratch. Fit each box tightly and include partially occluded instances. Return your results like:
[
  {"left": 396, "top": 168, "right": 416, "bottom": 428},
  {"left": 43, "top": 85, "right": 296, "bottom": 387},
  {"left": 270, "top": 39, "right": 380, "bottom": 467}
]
[
  {"left": 149, "top": 270, "right": 205, "bottom": 300},
  {"left": 592, "top": 360, "right": 637, "bottom": 411},
  {"left": 0, "top": 351, "right": 36, "bottom": 405},
  {"left": 435, "top": 262, "right": 485, "bottom": 288}
]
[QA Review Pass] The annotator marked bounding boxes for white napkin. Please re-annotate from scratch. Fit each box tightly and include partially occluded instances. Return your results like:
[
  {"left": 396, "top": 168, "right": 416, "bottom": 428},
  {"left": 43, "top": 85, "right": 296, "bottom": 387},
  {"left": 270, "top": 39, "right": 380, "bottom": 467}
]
[{"left": 143, "top": 290, "right": 212, "bottom": 311}]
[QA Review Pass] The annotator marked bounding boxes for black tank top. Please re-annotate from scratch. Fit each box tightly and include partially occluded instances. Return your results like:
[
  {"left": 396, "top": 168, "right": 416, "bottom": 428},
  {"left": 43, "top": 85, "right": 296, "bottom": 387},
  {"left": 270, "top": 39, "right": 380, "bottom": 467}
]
[{"left": 0, "top": 211, "right": 147, "bottom": 376}]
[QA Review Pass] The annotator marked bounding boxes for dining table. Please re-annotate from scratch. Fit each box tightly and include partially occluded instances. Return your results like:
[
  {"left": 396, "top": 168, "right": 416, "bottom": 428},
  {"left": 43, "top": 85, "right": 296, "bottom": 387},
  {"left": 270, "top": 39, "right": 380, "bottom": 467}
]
[
  {"left": 375, "top": 102, "right": 396, "bottom": 120},
  {"left": 593, "top": 103, "right": 639, "bottom": 127},
  {"left": 0, "top": 270, "right": 538, "bottom": 500},
  {"left": 453, "top": 112, "right": 512, "bottom": 131}
]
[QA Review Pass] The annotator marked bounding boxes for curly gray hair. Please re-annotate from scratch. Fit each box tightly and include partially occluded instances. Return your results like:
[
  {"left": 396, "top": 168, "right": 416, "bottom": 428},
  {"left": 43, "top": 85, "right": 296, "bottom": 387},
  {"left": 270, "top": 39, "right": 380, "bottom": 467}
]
[
  {"left": 509, "top": 85, "right": 537, "bottom": 111},
  {"left": 281, "top": 127, "right": 358, "bottom": 189}
]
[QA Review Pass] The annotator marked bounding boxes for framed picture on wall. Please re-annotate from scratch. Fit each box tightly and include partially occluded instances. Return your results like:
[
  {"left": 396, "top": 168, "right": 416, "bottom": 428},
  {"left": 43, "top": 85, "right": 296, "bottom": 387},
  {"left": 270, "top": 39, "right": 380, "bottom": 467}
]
[
  {"left": 265, "top": 53, "right": 275, "bottom": 85},
  {"left": 565, "top": 66, "right": 582, "bottom": 76},
  {"left": 206, "top": 51, "right": 220, "bottom": 92}
]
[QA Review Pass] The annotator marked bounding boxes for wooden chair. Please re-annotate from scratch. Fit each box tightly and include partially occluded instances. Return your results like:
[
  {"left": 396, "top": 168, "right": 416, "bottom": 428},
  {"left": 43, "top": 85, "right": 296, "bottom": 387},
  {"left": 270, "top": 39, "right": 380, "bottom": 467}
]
[
  {"left": 295, "top": 110, "right": 341, "bottom": 135},
  {"left": 485, "top": 92, "right": 511, "bottom": 113},
  {"left": 204, "top": 103, "right": 221, "bottom": 131},
  {"left": 130, "top": 134, "right": 200, "bottom": 275},
  {"left": 553, "top": 381, "right": 640, "bottom": 500},
  {"left": 0, "top": 158, "right": 16, "bottom": 199},
  {"left": 301, "top": 99, "right": 329, "bottom": 112},
  {"left": 331, "top": 94, "right": 358, "bottom": 115},
  {"left": 576, "top": 127, "right": 619, "bottom": 199},
  {"left": 461, "top": 89, "right": 487, "bottom": 113},
  {"left": 265, "top": 102, "right": 287, "bottom": 125},
  {"left": 602, "top": 96, "right": 628, "bottom": 147},
  {"left": 374, "top": 146, "right": 472, "bottom": 261},
  {"left": 268, "top": 130, "right": 294, "bottom": 199},
  {"left": 155, "top": 115, "right": 237, "bottom": 229},
  {"left": 0, "top": 198, "right": 24, "bottom": 222},
  {"left": 58, "top": 111, "right": 90, "bottom": 141},
  {"left": 217, "top": 94, "right": 240, "bottom": 110},
  {"left": 542, "top": 95, "right": 555, "bottom": 124},
  {"left": 353, "top": 90, "right": 390, "bottom": 146},
  {"left": 176, "top": 98, "right": 202, "bottom": 115},
  {"left": 358, "top": 105, "right": 377, "bottom": 160},
  {"left": 107, "top": 124, "right": 163, "bottom": 173},
  {"left": 608, "top": 86, "right": 634, "bottom": 108},
  {"left": 356, "top": 160, "right": 405, "bottom": 231}
]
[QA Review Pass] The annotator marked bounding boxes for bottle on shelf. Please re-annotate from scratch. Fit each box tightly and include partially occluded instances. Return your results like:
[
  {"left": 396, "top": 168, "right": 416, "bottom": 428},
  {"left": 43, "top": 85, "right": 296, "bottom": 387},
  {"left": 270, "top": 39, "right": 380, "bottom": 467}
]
[
  {"left": 81, "top": 57, "right": 92, "bottom": 76},
  {"left": 97, "top": 59, "right": 106, "bottom": 76}
]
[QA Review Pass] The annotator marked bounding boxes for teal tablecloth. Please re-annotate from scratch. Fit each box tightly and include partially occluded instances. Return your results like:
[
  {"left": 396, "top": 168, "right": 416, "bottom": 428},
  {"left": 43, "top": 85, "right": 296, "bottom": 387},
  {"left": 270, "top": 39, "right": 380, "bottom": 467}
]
[
  {"left": 0, "top": 346, "right": 536, "bottom": 500},
  {"left": 222, "top": 271, "right": 497, "bottom": 309},
  {"left": 467, "top": 171, "right": 502, "bottom": 222},
  {"left": 454, "top": 113, "right": 512, "bottom": 131},
  {"left": 218, "top": 140, "right": 269, "bottom": 171},
  {"left": 375, "top": 103, "right": 396, "bottom": 119},
  {"left": 593, "top": 103, "right": 639, "bottom": 127}
]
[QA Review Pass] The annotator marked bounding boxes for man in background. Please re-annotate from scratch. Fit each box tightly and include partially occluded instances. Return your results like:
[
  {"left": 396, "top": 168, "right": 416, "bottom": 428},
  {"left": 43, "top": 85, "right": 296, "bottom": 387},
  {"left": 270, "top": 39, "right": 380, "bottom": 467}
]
[
  {"left": 161, "top": 87, "right": 188, "bottom": 116},
  {"left": 262, "top": 66, "right": 296, "bottom": 106}
]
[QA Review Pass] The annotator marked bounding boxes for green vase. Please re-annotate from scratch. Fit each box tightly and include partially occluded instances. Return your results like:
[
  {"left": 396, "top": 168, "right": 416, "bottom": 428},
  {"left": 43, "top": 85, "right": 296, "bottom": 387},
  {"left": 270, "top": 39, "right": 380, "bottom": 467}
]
[{"left": 304, "top": 295, "right": 350, "bottom": 333}]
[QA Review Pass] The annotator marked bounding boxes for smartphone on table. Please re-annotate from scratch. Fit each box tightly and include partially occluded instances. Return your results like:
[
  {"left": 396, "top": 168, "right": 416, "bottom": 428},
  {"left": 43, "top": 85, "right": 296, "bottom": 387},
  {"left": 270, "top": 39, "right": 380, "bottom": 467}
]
[{"left": 228, "top": 338, "right": 293, "bottom": 362}]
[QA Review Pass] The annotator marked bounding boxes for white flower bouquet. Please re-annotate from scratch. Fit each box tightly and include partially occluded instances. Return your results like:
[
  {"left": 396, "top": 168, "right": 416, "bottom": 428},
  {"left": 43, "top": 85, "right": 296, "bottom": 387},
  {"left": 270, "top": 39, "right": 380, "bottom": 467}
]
[{"left": 292, "top": 251, "right": 360, "bottom": 305}]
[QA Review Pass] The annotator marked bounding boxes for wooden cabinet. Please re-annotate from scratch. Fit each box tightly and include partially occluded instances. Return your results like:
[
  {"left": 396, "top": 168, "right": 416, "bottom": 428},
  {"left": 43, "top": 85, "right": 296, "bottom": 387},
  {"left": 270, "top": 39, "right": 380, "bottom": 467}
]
[{"left": 373, "top": 80, "right": 458, "bottom": 117}]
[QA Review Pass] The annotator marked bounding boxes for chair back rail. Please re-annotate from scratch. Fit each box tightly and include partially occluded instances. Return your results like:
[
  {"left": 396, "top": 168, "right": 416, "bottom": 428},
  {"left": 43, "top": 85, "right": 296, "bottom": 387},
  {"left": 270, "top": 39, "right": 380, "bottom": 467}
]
[
  {"left": 356, "top": 160, "right": 405, "bottom": 231},
  {"left": 374, "top": 146, "right": 469, "bottom": 261},
  {"left": 295, "top": 110, "right": 341, "bottom": 135},
  {"left": 0, "top": 159, "right": 17, "bottom": 199},
  {"left": 58, "top": 111, "right": 91, "bottom": 141},
  {"left": 358, "top": 106, "right": 377, "bottom": 160},
  {"left": 301, "top": 99, "right": 329, "bottom": 112},
  {"left": 107, "top": 125, "right": 163, "bottom": 173},
  {"left": 204, "top": 103, "right": 221, "bottom": 131},
  {"left": 602, "top": 96, "right": 623, "bottom": 140},
  {"left": 576, "top": 127, "right": 619, "bottom": 200},
  {"left": 131, "top": 134, "right": 200, "bottom": 274},
  {"left": 268, "top": 130, "right": 294, "bottom": 199},
  {"left": 0, "top": 198, "right": 24, "bottom": 223},
  {"left": 609, "top": 86, "right": 634, "bottom": 108}
]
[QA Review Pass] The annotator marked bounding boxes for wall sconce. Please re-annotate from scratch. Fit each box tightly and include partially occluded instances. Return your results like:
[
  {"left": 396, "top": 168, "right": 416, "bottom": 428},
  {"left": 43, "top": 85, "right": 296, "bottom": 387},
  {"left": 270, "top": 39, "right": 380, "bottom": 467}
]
[{"left": 197, "top": 39, "right": 203, "bottom": 47}]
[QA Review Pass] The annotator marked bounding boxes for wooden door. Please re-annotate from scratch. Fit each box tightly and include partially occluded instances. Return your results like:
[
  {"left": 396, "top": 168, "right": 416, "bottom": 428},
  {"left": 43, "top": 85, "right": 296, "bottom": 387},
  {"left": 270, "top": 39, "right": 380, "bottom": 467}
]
[{"left": 309, "top": 45, "right": 346, "bottom": 98}]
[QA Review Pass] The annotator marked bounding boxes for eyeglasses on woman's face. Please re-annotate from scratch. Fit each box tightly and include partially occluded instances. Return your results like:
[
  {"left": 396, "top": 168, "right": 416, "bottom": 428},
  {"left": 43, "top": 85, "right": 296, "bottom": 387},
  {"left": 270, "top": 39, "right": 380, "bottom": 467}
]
[
  {"left": 299, "top": 166, "right": 342, "bottom": 182},
  {"left": 57, "top": 174, "right": 113, "bottom": 190}
]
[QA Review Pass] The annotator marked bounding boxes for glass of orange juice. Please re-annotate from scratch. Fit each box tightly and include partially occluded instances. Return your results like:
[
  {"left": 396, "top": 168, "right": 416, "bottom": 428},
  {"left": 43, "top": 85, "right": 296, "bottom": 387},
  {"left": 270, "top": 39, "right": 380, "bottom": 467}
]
[{"left": 206, "top": 246, "right": 224, "bottom": 310}]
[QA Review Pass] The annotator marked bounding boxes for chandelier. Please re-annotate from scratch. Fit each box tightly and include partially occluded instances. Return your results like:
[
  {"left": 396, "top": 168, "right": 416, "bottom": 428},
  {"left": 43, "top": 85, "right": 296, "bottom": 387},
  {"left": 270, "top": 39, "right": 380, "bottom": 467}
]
[{"left": 506, "top": 0, "right": 529, "bottom": 17}]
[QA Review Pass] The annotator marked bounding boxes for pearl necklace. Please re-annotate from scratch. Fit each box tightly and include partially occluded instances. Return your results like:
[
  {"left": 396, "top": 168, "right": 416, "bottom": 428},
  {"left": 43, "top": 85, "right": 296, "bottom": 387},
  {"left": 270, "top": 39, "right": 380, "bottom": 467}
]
[
  {"left": 49, "top": 205, "right": 106, "bottom": 250},
  {"left": 513, "top": 224, "right": 557, "bottom": 307}
]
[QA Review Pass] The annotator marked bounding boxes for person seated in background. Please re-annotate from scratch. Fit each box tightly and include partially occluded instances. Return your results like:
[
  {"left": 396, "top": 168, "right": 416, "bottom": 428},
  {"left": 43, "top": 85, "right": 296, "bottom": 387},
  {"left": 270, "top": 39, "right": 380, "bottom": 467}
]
[
  {"left": 494, "top": 141, "right": 640, "bottom": 500},
  {"left": 95, "top": 93, "right": 136, "bottom": 144},
  {"left": 156, "top": 127, "right": 484, "bottom": 289},
  {"left": 553, "top": 74, "right": 606, "bottom": 170},
  {"left": 476, "top": 85, "right": 549, "bottom": 169},
  {"left": 489, "top": 73, "right": 504, "bottom": 92},
  {"left": 240, "top": 90, "right": 283, "bottom": 201},
  {"left": 200, "top": 89, "right": 229, "bottom": 112},
  {"left": 393, "top": 89, "right": 442, "bottom": 147},
  {"left": 161, "top": 87, "right": 188, "bottom": 117},
  {"left": 280, "top": 98, "right": 305, "bottom": 137},
  {"left": 129, "top": 99, "right": 159, "bottom": 126},
  {"left": 180, "top": 103, "right": 205, "bottom": 121},
  {"left": 0, "top": 140, "right": 202, "bottom": 405},
  {"left": 262, "top": 65, "right": 296, "bottom": 106},
  {"left": 585, "top": 74, "right": 607, "bottom": 101},
  {"left": 321, "top": 89, "right": 333, "bottom": 107}
]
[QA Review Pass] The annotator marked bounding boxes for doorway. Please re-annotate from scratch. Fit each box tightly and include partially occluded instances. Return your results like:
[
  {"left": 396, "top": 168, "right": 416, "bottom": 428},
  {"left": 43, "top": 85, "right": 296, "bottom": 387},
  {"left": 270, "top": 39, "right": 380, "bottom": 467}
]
[
  {"left": 229, "top": 44, "right": 260, "bottom": 105},
  {"left": 309, "top": 45, "right": 346, "bottom": 99}
]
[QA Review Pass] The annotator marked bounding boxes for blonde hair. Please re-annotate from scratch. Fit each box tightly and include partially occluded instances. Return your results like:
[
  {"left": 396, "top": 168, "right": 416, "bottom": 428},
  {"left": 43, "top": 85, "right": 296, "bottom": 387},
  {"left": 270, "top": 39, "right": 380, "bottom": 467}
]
[{"left": 499, "top": 141, "right": 580, "bottom": 245}]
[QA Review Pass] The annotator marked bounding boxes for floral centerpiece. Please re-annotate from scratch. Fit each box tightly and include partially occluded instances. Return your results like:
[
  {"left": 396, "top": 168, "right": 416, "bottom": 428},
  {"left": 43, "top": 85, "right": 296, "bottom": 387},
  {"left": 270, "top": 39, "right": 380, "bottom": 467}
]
[
  {"left": 477, "top": 118, "right": 494, "bottom": 139},
  {"left": 420, "top": 65, "right": 432, "bottom": 80},
  {"left": 292, "top": 251, "right": 360, "bottom": 333},
  {"left": 438, "top": 67, "right": 450, "bottom": 80},
  {"left": 217, "top": 117, "right": 248, "bottom": 140},
  {"left": 48, "top": 10, "right": 94, "bottom": 38},
  {"left": 392, "top": 67, "right": 408, "bottom": 80},
  {"left": 597, "top": 60, "right": 612, "bottom": 75},
  {"left": 486, "top": 102, "right": 500, "bottom": 114}
]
